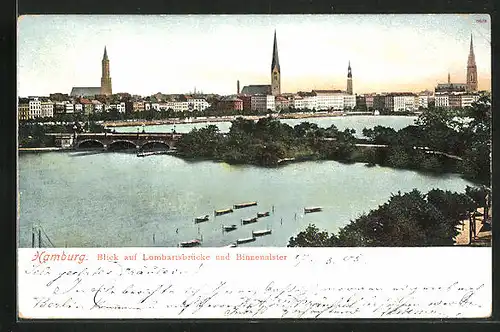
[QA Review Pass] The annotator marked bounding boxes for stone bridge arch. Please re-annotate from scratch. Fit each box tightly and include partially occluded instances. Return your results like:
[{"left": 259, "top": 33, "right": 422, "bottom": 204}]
[
  {"left": 76, "top": 139, "right": 105, "bottom": 149},
  {"left": 108, "top": 140, "right": 138, "bottom": 151},
  {"left": 139, "top": 140, "right": 170, "bottom": 151}
]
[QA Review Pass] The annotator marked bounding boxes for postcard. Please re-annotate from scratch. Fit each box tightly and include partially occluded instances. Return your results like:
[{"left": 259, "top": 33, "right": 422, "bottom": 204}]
[{"left": 17, "top": 14, "right": 492, "bottom": 319}]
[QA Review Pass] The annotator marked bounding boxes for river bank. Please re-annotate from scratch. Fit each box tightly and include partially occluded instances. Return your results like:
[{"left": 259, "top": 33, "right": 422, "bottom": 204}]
[{"left": 102, "top": 111, "right": 416, "bottom": 128}]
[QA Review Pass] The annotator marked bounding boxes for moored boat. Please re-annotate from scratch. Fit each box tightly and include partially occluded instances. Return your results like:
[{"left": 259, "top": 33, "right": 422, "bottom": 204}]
[
  {"left": 233, "top": 201, "right": 258, "bottom": 209},
  {"left": 222, "top": 224, "right": 238, "bottom": 232},
  {"left": 252, "top": 229, "right": 272, "bottom": 236},
  {"left": 304, "top": 206, "right": 322, "bottom": 213},
  {"left": 214, "top": 208, "right": 233, "bottom": 216},
  {"left": 194, "top": 215, "right": 210, "bottom": 223},
  {"left": 236, "top": 237, "right": 256, "bottom": 244},
  {"left": 226, "top": 243, "right": 238, "bottom": 247},
  {"left": 257, "top": 211, "right": 270, "bottom": 218},
  {"left": 178, "top": 239, "right": 202, "bottom": 247},
  {"left": 241, "top": 217, "right": 258, "bottom": 225}
]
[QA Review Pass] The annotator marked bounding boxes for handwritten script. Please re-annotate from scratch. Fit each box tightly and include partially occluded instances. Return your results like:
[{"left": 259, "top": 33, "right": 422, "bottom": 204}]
[{"left": 18, "top": 248, "right": 491, "bottom": 319}]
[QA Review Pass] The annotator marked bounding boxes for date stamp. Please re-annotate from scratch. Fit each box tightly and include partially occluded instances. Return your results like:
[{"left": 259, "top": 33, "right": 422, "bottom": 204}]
[{"left": 476, "top": 18, "right": 487, "bottom": 23}]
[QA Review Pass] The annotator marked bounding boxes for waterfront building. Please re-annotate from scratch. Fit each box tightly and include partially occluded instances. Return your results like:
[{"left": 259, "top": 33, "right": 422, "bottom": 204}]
[
  {"left": 461, "top": 94, "right": 480, "bottom": 107},
  {"left": 434, "top": 93, "right": 450, "bottom": 108},
  {"left": 251, "top": 94, "right": 275, "bottom": 112},
  {"left": 128, "top": 101, "right": 145, "bottom": 113},
  {"left": 101, "top": 46, "right": 113, "bottom": 96},
  {"left": 187, "top": 98, "right": 211, "bottom": 112},
  {"left": 239, "top": 95, "right": 252, "bottom": 112},
  {"left": 117, "top": 102, "right": 126, "bottom": 113},
  {"left": 466, "top": 34, "right": 478, "bottom": 92},
  {"left": 217, "top": 96, "right": 243, "bottom": 112},
  {"left": 275, "top": 95, "right": 290, "bottom": 111},
  {"left": 80, "top": 98, "right": 93, "bottom": 115},
  {"left": 151, "top": 103, "right": 160, "bottom": 111},
  {"left": 271, "top": 30, "right": 281, "bottom": 96},
  {"left": 40, "top": 98, "right": 54, "bottom": 118},
  {"left": 418, "top": 94, "right": 429, "bottom": 109},
  {"left": 356, "top": 95, "right": 367, "bottom": 110},
  {"left": 364, "top": 94, "right": 374, "bottom": 109},
  {"left": 373, "top": 94, "right": 386, "bottom": 110},
  {"left": 65, "top": 102, "right": 75, "bottom": 114},
  {"left": 384, "top": 95, "right": 394, "bottom": 112},
  {"left": 346, "top": 61, "right": 353, "bottom": 95},
  {"left": 392, "top": 93, "right": 418, "bottom": 112},
  {"left": 313, "top": 90, "right": 344, "bottom": 110},
  {"left": 91, "top": 100, "right": 103, "bottom": 112},
  {"left": 18, "top": 98, "right": 29, "bottom": 120},
  {"left": 449, "top": 93, "right": 462, "bottom": 108},
  {"left": 28, "top": 97, "right": 42, "bottom": 118},
  {"left": 344, "top": 94, "right": 356, "bottom": 109},
  {"left": 74, "top": 103, "right": 83, "bottom": 113}
]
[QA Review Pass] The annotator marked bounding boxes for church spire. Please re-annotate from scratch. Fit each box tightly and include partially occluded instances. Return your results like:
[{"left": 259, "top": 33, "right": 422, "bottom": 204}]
[
  {"left": 346, "top": 60, "right": 353, "bottom": 95},
  {"left": 271, "top": 30, "right": 281, "bottom": 96},
  {"left": 101, "top": 46, "right": 112, "bottom": 95},
  {"left": 448, "top": 72, "right": 450, "bottom": 84},
  {"left": 466, "top": 33, "right": 478, "bottom": 92},
  {"left": 103, "top": 46, "right": 108, "bottom": 61},
  {"left": 271, "top": 30, "right": 280, "bottom": 72}
]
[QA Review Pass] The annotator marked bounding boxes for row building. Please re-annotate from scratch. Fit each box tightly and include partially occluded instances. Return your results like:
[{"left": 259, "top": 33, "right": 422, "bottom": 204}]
[{"left": 236, "top": 30, "right": 356, "bottom": 113}]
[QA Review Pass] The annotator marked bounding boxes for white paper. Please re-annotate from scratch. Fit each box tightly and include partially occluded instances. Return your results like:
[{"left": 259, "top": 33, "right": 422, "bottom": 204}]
[{"left": 17, "top": 247, "right": 491, "bottom": 319}]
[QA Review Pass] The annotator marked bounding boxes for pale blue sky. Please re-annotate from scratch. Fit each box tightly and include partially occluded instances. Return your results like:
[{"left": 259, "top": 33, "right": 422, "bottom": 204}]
[{"left": 18, "top": 14, "right": 491, "bottom": 97}]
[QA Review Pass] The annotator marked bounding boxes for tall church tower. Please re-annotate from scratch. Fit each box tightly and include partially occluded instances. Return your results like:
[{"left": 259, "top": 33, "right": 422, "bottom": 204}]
[
  {"left": 271, "top": 30, "right": 281, "bottom": 96},
  {"left": 346, "top": 61, "right": 353, "bottom": 94},
  {"left": 466, "top": 34, "right": 478, "bottom": 92},
  {"left": 101, "top": 46, "right": 112, "bottom": 96}
]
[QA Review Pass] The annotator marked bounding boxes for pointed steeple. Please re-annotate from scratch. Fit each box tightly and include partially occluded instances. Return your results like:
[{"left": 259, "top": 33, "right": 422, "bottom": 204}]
[
  {"left": 347, "top": 61, "right": 352, "bottom": 78},
  {"left": 448, "top": 72, "right": 450, "bottom": 84},
  {"left": 103, "top": 46, "right": 108, "bottom": 61},
  {"left": 271, "top": 30, "right": 280, "bottom": 71},
  {"left": 468, "top": 34, "right": 476, "bottom": 66},
  {"left": 466, "top": 33, "right": 478, "bottom": 92}
]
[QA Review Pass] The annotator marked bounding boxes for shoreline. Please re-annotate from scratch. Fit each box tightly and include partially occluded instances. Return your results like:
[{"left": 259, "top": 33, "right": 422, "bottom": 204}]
[{"left": 102, "top": 112, "right": 417, "bottom": 128}]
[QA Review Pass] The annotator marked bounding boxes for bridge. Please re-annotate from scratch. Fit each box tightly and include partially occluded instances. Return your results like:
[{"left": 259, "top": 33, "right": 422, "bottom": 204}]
[{"left": 47, "top": 132, "right": 184, "bottom": 151}]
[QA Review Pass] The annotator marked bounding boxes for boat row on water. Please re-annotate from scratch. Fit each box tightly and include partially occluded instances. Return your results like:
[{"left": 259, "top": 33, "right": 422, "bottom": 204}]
[
  {"left": 178, "top": 238, "right": 202, "bottom": 248},
  {"left": 214, "top": 208, "right": 233, "bottom": 216},
  {"left": 233, "top": 201, "right": 258, "bottom": 209},
  {"left": 304, "top": 206, "right": 322, "bottom": 214},
  {"left": 228, "top": 229, "right": 273, "bottom": 247},
  {"left": 181, "top": 202, "right": 321, "bottom": 247},
  {"left": 214, "top": 202, "right": 258, "bottom": 215}
]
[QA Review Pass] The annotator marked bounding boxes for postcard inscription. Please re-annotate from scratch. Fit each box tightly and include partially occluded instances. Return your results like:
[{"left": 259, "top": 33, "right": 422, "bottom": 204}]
[{"left": 18, "top": 248, "right": 491, "bottom": 319}]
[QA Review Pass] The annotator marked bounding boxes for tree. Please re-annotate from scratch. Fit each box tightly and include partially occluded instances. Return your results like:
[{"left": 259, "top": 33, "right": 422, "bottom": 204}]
[{"left": 288, "top": 224, "right": 337, "bottom": 247}]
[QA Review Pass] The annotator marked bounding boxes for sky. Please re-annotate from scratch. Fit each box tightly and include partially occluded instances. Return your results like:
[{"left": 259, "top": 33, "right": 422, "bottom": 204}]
[{"left": 17, "top": 14, "right": 491, "bottom": 97}]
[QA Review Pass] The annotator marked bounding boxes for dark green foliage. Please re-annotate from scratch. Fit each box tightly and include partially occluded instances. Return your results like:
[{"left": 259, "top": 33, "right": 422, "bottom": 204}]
[
  {"left": 288, "top": 189, "right": 478, "bottom": 247},
  {"left": 288, "top": 224, "right": 337, "bottom": 247}
]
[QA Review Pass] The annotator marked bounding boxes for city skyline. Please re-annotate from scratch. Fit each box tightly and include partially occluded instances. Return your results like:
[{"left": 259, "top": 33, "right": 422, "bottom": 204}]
[{"left": 18, "top": 14, "right": 491, "bottom": 97}]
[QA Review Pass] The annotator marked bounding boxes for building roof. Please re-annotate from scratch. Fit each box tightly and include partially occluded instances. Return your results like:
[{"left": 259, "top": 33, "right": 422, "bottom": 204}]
[
  {"left": 312, "top": 89, "right": 344, "bottom": 95},
  {"left": 240, "top": 85, "right": 272, "bottom": 95},
  {"left": 220, "top": 96, "right": 242, "bottom": 102},
  {"left": 435, "top": 83, "right": 467, "bottom": 93},
  {"left": 70, "top": 87, "right": 102, "bottom": 97}
]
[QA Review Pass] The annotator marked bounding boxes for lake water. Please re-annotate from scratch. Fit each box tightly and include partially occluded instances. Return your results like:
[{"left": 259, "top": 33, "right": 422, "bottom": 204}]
[
  {"left": 18, "top": 151, "right": 473, "bottom": 248},
  {"left": 113, "top": 115, "right": 418, "bottom": 137}
]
